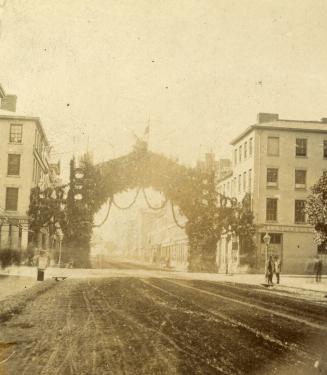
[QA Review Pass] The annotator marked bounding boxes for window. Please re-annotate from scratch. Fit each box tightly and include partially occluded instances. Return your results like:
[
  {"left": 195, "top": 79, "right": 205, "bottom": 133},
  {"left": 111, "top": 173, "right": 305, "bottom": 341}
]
[
  {"left": 5, "top": 187, "right": 18, "bottom": 211},
  {"left": 238, "top": 175, "right": 241, "bottom": 193},
  {"left": 249, "top": 138, "right": 253, "bottom": 156},
  {"left": 261, "top": 233, "right": 282, "bottom": 244},
  {"left": 9, "top": 124, "right": 23, "bottom": 143},
  {"left": 239, "top": 145, "right": 242, "bottom": 163},
  {"left": 324, "top": 140, "right": 327, "bottom": 158},
  {"left": 296, "top": 138, "right": 307, "bottom": 157},
  {"left": 234, "top": 149, "right": 237, "bottom": 165},
  {"left": 295, "top": 170, "right": 306, "bottom": 189},
  {"left": 248, "top": 169, "right": 252, "bottom": 192},
  {"left": 244, "top": 142, "right": 247, "bottom": 159},
  {"left": 295, "top": 200, "right": 306, "bottom": 223},
  {"left": 266, "top": 198, "right": 278, "bottom": 221},
  {"left": 243, "top": 172, "right": 247, "bottom": 192},
  {"left": 7, "top": 154, "right": 21, "bottom": 176},
  {"left": 267, "top": 137, "right": 279, "bottom": 156},
  {"left": 267, "top": 168, "right": 278, "bottom": 187}
]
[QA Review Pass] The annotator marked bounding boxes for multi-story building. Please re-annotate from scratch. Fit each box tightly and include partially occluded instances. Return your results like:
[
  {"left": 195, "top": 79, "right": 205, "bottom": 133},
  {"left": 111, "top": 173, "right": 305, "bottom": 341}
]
[
  {"left": 0, "top": 84, "right": 52, "bottom": 251},
  {"left": 217, "top": 113, "right": 327, "bottom": 274},
  {"left": 147, "top": 203, "right": 189, "bottom": 268}
]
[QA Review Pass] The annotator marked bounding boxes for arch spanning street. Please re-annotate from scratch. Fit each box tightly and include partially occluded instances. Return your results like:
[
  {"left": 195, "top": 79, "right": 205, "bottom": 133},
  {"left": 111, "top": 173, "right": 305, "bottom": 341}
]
[{"left": 82, "top": 140, "right": 242, "bottom": 272}]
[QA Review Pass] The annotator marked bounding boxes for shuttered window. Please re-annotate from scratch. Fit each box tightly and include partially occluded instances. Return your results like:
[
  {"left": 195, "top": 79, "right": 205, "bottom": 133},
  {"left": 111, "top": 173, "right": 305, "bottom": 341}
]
[
  {"left": 7, "top": 154, "right": 21, "bottom": 175},
  {"left": 266, "top": 198, "right": 278, "bottom": 221},
  {"left": 267, "top": 137, "right": 279, "bottom": 156},
  {"left": 5, "top": 187, "right": 18, "bottom": 211},
  {"left": 295, "top": 200, "right": 306, "bottom": 223}
]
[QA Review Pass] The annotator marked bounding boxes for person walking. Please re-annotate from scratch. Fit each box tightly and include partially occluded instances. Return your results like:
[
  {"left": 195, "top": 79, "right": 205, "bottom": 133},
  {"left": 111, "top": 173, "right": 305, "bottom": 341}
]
[
  {"left": 265, "top": 255, "right": 275, "bottom": 285},
  {"left": 313, "top": 255, "right": 323, "bottom": 282},
  {"left": 274, "top": 256, "right": 282, "bottom": 284}
]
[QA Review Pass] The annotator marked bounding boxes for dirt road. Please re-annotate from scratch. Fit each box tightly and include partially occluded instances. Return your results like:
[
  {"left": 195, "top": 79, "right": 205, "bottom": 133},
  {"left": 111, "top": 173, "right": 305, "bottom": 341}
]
[{"left": 0, "top": 275, "right": 326, "bottom": 374}]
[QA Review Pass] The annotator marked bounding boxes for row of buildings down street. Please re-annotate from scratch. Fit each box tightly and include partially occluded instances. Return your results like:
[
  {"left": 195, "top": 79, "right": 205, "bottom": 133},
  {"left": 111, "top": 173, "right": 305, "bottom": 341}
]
[
  {"left": 121, "top": 113, "right": 327, "bottom": 275},
  {"left": 0, "top": 82, "right": 326, "bottom": 275}
]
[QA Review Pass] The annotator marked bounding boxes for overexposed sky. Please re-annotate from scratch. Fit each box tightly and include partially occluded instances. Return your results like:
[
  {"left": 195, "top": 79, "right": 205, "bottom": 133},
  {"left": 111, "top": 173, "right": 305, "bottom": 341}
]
[{"left": 1, "top": 0, "right": 327, "bottom": 173}]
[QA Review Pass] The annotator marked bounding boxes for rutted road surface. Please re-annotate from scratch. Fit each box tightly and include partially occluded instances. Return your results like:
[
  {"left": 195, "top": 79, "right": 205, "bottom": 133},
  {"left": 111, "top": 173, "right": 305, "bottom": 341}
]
[{"left": 0, "top": 273, "right": 326, "bottom": 374}]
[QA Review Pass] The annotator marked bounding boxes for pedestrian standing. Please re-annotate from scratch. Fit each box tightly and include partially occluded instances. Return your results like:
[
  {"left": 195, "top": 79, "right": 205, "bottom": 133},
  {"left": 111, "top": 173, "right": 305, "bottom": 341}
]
[
  {"left": 265, "top": 255, "right": 275, "bottom": 285},
  {"left": 313, "top": 255, "right": 323, "bottom": 282},
  {"left": 274, "top": 256, "right": 282, "bottom": 284},
  {"left": 37, "top": 249, "right": 50, "bottom": 281}
]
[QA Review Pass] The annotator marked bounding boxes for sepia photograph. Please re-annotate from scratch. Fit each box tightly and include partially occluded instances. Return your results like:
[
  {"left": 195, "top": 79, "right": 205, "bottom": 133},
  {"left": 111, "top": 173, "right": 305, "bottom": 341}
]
[{"left": 0, "top": 1, "right": 326, "bottom": 374}]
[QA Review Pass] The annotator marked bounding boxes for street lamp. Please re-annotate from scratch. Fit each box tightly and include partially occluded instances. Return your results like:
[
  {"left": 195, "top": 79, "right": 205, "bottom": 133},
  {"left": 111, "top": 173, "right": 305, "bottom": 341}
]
[
  {"left": 263, "top": 232, "right": 271, "bottom": 262},
  {"left": 55, "top": 227, "right": 64, "bottom": 268},
  {"left": 263, "top": 232, "right": 271, "bottom": 282},
  {"left": 225, "top": 225, "right": 233, "bottom": 275}
]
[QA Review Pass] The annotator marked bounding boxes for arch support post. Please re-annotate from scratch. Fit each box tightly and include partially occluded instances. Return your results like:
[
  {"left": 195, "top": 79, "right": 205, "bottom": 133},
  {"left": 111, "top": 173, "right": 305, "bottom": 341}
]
[{"left": 187, "top": 231, "right": 218, "bottom": 273}]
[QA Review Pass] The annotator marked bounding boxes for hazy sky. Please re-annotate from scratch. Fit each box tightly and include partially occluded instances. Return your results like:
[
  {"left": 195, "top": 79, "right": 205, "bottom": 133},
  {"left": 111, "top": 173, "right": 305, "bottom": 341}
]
[{"left": 1, "top": 0, "right": 327, "bottom": 173}]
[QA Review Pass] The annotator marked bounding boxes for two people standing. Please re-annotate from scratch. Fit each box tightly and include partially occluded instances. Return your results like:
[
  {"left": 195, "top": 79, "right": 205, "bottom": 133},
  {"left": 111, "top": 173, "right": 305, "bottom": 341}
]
[{"left": 265, "top": 255, "right": 281, "bottom": 285}]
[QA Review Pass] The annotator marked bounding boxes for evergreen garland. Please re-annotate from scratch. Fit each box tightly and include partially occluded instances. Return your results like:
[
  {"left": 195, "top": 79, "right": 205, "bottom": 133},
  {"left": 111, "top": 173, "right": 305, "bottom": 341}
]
[{"left": 306, "top": 173, "right": 327, "bottom": 247}]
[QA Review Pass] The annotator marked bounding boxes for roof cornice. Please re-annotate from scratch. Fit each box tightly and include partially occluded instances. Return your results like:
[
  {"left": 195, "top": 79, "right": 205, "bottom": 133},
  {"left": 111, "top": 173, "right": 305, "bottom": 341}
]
[
  {"left": 0, "top": 114, "right": 49, "bottom": 146},
  {"left": 230, "top": 122, "right": 327, "bottom": 145}
]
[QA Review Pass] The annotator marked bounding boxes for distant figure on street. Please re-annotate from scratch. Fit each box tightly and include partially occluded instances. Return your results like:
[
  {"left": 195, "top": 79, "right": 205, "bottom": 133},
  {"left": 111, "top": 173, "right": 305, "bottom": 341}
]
[
  {"left": 274, "top": 256, "right": 282, "bottom": 284},
  {"left": 313, "top": 255, "right": 323, "bottom": 282},
  {"left": 265, "top": 256, "right": 275, "bottom": 285}
]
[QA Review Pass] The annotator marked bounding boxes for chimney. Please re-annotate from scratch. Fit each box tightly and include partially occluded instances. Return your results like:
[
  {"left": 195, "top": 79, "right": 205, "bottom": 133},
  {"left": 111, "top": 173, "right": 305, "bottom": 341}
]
[
  {"left": 1, "top": 95, "right": 17, "bottom": 112},
  {"left": 321, "top": 118, "right": 327, "bottom": 123},
  {"left": 257, "top": 113, "right": 279, "bottom": 124}
]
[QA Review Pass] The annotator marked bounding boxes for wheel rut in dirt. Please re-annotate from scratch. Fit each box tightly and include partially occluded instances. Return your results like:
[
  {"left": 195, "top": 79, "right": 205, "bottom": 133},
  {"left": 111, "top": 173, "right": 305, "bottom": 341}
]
[{"left": 0, "top": 276, "right": 325, "bottom": 375}]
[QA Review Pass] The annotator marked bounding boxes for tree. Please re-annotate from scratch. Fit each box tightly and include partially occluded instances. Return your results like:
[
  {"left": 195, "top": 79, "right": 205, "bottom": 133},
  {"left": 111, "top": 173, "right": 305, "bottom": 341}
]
[
  {"left": 28, "top": 184, "right": 68, "bottom": 250},
  {"left": 306, "top": 173, "right": 327, "bottom": 247},
  {"left": 65, "top": 153, "right": 103, "bottom": 267}
]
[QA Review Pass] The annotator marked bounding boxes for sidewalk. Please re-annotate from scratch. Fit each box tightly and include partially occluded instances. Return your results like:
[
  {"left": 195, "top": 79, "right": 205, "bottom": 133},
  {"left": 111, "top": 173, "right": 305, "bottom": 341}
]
[
  {"left": 1, "top": 265, "right": 326, "bottom": 296},
  {"left": 0, "top": 275, "right": 38, "bottom": 301},
  {"left": 212, "top": 273, "right": 327, "bottom": 293}
]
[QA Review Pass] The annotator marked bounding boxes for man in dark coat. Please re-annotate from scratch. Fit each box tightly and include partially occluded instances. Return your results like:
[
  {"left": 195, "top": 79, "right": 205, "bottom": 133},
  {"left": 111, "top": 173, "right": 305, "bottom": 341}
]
[
  {"left": 265, "top": 255, "right": 275, "bottom": 285},
  {"left": 313, "top": 255, "right": 323, "bottom": 282}
]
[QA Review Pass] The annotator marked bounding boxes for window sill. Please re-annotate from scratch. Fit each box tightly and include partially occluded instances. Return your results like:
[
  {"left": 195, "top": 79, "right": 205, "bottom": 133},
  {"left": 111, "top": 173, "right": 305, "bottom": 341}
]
[
  {"left": 8, "top": 143, "right": 23, "bottom": 146},
  {"left": 6, "top": 175, "right": 20, "bottom": 178},
  {"left": 266, "top": 185, "right": 278, "bottom": 189},
  {"left": 266, "top": 220, "right": 278, "bottom": 223},
  {"left": 295, "top": 155, "right": 307, "bottom": 159},
  {"left": 294, "top": 222, "right": 306, "bottom": 225}
]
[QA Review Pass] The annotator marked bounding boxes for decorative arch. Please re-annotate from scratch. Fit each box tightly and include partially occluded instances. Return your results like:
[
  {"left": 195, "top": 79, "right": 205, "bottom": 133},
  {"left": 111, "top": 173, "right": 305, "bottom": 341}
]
[
  {"left": 28, "top": 140, "right": 255, "bottom": 272},
  {"left": 83, "top": 140, "right": 240, "bottom": 272}
]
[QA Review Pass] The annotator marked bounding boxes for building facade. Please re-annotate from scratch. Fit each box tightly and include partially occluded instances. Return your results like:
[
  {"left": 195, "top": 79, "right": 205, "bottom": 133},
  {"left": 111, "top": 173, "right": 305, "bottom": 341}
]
[
  {"left": 0, "top": 85, "right": 52, "bottom": 251},
  {"left": 217, "top": 113, "right": 327, "bottom": 274}
]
